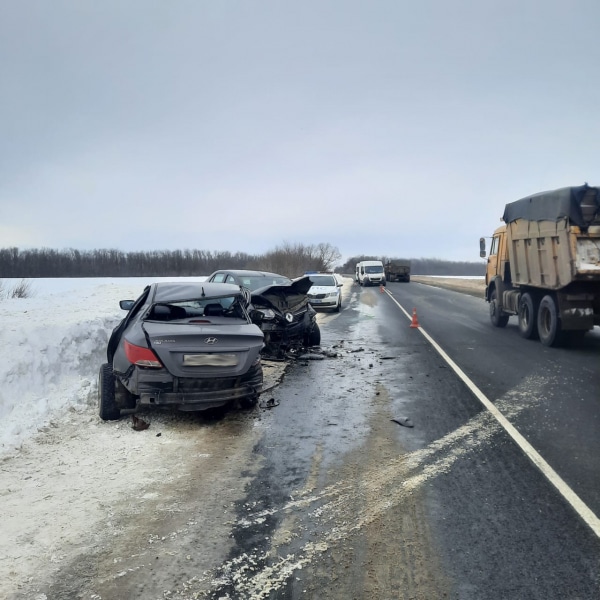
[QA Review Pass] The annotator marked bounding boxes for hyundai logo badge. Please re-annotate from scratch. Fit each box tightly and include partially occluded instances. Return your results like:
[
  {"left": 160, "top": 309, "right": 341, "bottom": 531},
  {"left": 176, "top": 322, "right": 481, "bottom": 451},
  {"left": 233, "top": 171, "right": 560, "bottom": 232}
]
[{"left": 204, "top": 337, "right": 218, "bottom": 344}]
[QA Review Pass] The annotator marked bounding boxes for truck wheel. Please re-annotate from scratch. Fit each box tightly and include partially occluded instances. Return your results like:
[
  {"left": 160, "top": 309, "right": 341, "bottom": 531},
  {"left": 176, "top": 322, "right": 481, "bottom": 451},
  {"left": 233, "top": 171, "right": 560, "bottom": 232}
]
[
  {"left": 518, "top": 293, "right": 538, "bottom": 339},
  {"left": 538, "top": 295, "right": 564, "bottom": 347},
  {"left": 489, "top": 289, "right": 509, "bottom": 328},
  {"left": 98, "top": 363, "right": 121, "bottom": 421}
]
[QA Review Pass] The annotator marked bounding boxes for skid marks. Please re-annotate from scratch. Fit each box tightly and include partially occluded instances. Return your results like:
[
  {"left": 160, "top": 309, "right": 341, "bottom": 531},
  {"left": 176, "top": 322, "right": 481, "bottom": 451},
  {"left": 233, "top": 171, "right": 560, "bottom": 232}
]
[{"left": 168, "top": 376, "right": 549, "bottom": 599}]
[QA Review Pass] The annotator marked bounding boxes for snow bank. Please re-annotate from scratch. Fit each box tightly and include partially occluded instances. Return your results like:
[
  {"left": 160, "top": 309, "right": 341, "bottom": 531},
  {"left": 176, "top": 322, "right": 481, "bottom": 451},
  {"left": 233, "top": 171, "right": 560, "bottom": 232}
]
[{"left": 0, "top": 277, "right": 205, "bottom": 454}]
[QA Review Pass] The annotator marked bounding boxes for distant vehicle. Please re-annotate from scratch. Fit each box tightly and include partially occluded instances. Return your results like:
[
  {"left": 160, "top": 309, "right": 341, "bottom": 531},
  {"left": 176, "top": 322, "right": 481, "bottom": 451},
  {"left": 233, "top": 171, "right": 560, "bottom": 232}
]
[
  {"left": 480, "top": 184, "right": 600, "bottom": 346},
  {"left": 355, "top": 260, "right": 386, "bottom": 286},
  {"left": 207, "top": 269, "right": 321, "bottom": 357},
  {"left": 385, "top": 260, "right": 411, "bottom": 282},
  {"left": 99, "top": 282, "right": 264, "bottom": 420},
  {"left": 306, "top": 273, "right": 343, "bottom": 312}
]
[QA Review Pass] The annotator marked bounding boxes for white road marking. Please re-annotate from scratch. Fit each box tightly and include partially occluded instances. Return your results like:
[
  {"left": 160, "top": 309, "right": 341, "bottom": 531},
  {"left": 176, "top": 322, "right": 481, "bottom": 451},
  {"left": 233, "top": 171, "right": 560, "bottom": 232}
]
[{"left": 384, "top": 289, "right": 600, "bottom": 539}]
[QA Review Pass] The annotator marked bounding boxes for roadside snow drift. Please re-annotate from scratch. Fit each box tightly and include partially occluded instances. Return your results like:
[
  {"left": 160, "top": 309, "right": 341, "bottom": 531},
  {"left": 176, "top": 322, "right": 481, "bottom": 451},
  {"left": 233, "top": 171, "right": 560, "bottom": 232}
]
[{"left": 0, "top": 278, "right": 203, "bottom": 454}]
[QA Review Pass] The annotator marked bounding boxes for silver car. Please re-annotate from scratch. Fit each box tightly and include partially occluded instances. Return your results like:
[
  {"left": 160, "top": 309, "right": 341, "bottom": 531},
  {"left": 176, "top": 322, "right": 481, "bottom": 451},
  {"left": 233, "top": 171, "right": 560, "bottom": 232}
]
[{"left": 99, "top": 282, "right": 264, "bottom": 420}]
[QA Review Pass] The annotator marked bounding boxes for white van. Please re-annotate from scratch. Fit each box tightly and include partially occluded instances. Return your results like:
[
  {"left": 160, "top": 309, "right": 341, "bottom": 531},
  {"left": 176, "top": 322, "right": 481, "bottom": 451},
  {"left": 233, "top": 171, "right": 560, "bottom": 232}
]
[{"left": 355, "top": 260, "right": 386, "bottom": 287}]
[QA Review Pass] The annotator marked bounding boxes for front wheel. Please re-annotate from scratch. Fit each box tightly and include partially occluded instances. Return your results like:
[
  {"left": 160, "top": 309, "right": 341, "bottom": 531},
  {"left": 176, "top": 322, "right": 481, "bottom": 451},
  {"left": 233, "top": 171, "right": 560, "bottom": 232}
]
[
  {"left": 306, "top": 323, "right": 321, "bottom": 346},
  {"left": 334, "top": 296, "right": 341, "bottom": 312},
  {"left": 489, "top": 289, "right": 509, "bottom": 328},
  {"left": 98, "top": 363, "right": 121, "bottom": 421},
  {"left": 537, "top": 294, "right": 564, "bottom": 347},
  {"left": 518, "top": 293, "right": 537, "bottom": 339}
]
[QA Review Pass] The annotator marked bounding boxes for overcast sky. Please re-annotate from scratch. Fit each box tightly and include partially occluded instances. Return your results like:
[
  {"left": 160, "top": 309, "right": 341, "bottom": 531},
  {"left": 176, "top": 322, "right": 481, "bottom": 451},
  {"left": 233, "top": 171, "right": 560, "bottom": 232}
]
[{"left": 1, "top": 1, "right": 599, "bottom": 264}]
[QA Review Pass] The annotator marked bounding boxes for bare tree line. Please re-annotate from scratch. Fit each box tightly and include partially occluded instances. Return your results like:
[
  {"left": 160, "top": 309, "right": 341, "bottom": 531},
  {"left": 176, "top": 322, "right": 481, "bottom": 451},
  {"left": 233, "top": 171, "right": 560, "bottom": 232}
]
[
  {"left": 0, "top": 245, "right": 484, "bottom": 279},
  {"left": 0, "top": 243, "right": 342, "bottom": 279},
  {"left": 337, "top": 255, "right": 485, "bottom": 276}
]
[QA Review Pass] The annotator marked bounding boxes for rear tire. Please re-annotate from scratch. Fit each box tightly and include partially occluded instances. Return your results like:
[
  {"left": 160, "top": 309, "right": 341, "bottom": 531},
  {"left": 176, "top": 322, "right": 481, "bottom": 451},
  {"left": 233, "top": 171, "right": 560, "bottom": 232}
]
[
  {"left": 489, "top": 289, "right": 509, "bottom": 328},
  {"left": 115, "top": 377, "right": 136, "bottom": 409},
  {"left": 98, "top": 363, "right": 121, "bottom": 421},
  {"left": 538, "top": 294, "right": 564, "bottom": 347},
  {"left": 518, "top": 293, "right": 537, "bottom": 339}
]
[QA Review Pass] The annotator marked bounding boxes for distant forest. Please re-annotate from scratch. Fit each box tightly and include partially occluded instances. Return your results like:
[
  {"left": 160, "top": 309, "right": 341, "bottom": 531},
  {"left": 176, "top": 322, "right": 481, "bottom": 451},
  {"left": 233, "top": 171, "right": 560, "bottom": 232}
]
[{"left": 0, "top": 245, "right": 485, "bottom": 278}]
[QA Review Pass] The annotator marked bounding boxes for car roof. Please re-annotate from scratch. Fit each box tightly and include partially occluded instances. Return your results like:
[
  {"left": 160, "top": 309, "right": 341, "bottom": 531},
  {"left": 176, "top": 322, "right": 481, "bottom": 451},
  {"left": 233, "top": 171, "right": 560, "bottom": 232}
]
[
  {"left": 213, "top": 269, "right": 288, "bottom": 278},
  {"left": 152, "top": 281, "right": 242, "bottom": 302},
  {"left": 308, "top": 274, "right": 337, "bottom": 282}
]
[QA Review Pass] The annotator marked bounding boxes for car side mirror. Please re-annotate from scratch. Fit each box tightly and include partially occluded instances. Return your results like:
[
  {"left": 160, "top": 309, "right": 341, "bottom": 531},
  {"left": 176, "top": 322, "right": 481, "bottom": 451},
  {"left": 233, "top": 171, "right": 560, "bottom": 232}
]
[
  {"left": 479, "top": 237, "right": 487, "bottom": 258},
  {"left": 120, "top": 300, "right": 135, "bottom": 311}
]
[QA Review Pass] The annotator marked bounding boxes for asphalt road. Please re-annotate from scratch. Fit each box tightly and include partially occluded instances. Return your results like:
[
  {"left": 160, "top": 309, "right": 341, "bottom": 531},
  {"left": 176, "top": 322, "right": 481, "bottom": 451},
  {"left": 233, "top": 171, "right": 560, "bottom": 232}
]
[
  {"left": 180, "top": 279, "right": 600, "bottom": 599},
  {"left": 379, "top": 280, "right": 600, "bottom": 600}
]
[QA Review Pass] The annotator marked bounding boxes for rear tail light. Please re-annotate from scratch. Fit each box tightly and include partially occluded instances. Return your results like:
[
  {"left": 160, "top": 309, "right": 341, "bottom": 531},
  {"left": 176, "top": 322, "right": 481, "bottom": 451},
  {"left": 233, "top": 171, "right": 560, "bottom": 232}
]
[{"left": 124, "top": 340, "right": 163, "bottom": 368}]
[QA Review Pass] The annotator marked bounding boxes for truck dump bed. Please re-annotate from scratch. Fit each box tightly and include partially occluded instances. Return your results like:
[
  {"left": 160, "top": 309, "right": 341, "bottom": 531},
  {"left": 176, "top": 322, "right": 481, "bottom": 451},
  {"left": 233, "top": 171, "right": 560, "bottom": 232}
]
[
  {"left": 503, "top": 185, "right": 600, "bottom": 289},
  {"left": 385, "top": 261, "right": 411, "bottom": 282}
]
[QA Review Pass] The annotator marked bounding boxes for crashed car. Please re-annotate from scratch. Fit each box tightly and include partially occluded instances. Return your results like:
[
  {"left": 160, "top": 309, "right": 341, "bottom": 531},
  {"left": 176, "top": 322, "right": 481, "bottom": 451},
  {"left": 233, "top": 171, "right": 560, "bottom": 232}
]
[
  {"left": 99, "top": 281, "right": 264, "bottom": 421},
  {"left": 207, "top": 270, "right": 321, "bottom": 357}
]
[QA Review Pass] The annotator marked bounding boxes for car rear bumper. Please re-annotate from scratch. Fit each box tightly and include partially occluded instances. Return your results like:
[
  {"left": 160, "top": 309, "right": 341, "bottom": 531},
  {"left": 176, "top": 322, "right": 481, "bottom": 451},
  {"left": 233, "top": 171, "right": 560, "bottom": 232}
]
[
  {"left": 139, "top": 383, "right": 261, "bottom": 410},
  {"left": 129, "top": 364, "right": 263, "bottom": 410}
]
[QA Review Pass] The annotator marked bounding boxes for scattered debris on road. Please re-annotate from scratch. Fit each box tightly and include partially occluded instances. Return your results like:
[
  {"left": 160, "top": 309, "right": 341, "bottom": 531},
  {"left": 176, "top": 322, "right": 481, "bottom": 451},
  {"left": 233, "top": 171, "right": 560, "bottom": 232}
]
[
  {"left": 391, "top": 417, "right": 414, "bottom": 428},
  {"left": 259, "top": 398, "right": 280, "bottom": 409},
  {"left": 131, "top": 415, "right": 150, "bottom": 431}
]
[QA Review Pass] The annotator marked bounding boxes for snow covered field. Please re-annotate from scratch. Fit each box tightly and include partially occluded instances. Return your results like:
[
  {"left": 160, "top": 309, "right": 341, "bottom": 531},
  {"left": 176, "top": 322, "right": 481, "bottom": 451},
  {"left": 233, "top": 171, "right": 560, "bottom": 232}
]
[{"left": 0, "top": 277, "right": 206, "bottom": 455}]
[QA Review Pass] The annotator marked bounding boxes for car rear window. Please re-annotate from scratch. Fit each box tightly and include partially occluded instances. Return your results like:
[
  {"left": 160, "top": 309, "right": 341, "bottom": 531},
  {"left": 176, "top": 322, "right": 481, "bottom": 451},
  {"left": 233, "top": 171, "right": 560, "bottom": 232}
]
[{"left": 145, "top": 295, "right": 245, "bottom": 321}]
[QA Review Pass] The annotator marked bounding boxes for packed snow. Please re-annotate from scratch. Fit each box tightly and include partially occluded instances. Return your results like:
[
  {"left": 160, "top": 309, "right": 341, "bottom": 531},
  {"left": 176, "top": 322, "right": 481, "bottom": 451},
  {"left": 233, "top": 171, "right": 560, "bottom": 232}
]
[{"left": 0, "top": 277, "right": 206, "bottom": 455}]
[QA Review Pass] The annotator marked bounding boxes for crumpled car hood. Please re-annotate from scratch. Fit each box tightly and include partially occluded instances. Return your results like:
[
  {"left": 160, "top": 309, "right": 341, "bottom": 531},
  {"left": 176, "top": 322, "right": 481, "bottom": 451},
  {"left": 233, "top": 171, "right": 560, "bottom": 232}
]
[{"left": 251, "top": 276, "right": 312, "bottom": 313}]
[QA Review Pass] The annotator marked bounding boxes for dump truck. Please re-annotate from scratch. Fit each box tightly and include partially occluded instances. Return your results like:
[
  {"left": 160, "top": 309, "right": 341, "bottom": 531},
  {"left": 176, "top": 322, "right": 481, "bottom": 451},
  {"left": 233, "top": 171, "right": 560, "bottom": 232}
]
[
  {"left": 480, "top": 184, "right": 600, "bottom": 346},
  {"left": 385, "top": 260, "right": 411, "bottom": 282}
]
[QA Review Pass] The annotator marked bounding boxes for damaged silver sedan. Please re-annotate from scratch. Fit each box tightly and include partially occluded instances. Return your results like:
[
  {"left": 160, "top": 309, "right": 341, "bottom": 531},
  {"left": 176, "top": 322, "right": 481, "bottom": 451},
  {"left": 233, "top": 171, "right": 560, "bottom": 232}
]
[{"left": 99, "top": 282, "right": 264, "bottom": 420}]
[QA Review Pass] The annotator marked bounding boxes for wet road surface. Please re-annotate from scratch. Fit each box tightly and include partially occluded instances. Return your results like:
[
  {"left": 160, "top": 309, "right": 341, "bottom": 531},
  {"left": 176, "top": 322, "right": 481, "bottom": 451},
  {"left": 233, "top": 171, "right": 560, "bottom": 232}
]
[
  {"left": 172, "top": 280, "right": 600, "bottom": 599},
  {"left": 28, "top": 278, "right": 600, "bottom": 600}
]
